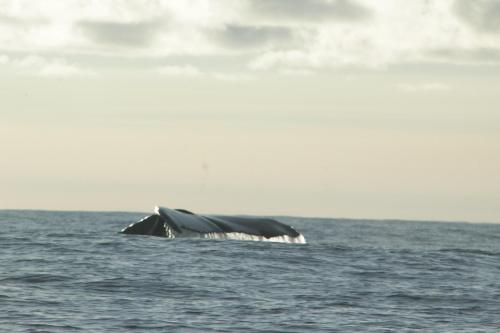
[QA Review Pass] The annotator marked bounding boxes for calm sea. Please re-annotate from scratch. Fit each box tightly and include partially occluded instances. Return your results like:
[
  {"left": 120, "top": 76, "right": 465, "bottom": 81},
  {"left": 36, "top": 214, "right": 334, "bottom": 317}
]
[{"left": 1, "top": 210, "right": 499, "bottom": 332}]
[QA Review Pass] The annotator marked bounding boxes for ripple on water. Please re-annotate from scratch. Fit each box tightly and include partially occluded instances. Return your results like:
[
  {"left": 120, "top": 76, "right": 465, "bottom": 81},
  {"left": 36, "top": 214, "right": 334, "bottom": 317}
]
[{"left": 0, "top": 273, "right": 72, "bottom": 284}]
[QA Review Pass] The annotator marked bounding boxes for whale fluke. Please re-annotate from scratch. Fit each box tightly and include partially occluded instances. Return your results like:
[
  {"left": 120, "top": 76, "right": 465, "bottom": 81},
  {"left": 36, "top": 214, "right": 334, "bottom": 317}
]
[{"left": 121, "top": 206, "right": 305, "bottom": 243}]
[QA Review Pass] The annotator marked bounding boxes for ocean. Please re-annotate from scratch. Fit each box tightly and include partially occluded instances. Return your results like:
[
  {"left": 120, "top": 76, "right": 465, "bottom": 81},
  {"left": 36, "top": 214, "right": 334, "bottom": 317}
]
[{"left": 1, "top": 209, "right": 499, "bottom": 332}]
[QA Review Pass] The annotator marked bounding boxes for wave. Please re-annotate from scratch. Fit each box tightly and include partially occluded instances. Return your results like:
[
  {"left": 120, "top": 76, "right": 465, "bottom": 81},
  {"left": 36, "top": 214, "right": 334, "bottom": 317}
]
[
  {"left": 438, "top": 248, "right": 498, "bottom": 256},
  {"left": 0, "top": 273, "right": 71, "bottom": 283}
]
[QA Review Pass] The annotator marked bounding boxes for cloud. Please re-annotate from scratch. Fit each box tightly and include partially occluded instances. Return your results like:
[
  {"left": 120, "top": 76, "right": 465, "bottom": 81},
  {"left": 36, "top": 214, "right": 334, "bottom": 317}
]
[
  {"left": 454, "top": 0, "right": 500, "bottom": 34},
  {"left": 248, "top": 0, "right": 372, "bottom": 22},
  {"left": 157, "top": 65, "right": 201, "bottom": 77},
  {"left": 156, "top": 64, "right": 254, "bottom": 81},
  {"left": 427, "top": 47, "right": 500, "bottom": 65},
  {"left": 0, "top": 14, "right": 48, "bottom": 26},
  {"left": 210, "top": 72, "right": 254, "bottom": 81},
  {"left": 78, "top": 19, "right": 165, "bottom": 48},
  {"left": 1, "top": 0, "right": 500, "bottom": 75},
  {"left": 211, "top": 24, "right": 295, "bottom": 49},
  {"left": 249, "top": 50, "right": 311, "bottom": 70},
  {"left": 0, "top": 54, "right": 9, "bottom": 64},
  {"left": 397, "top": 82, "right": 452, "bottom": 92},
  {"left": 248, "top": 1, "right": 500, "bottom": 71},
  {"left": 280, "top": 68, "right": 315, "bottom": 76},
  {"left": 2, "top": 55, "right": 93, "bottom": 77}
]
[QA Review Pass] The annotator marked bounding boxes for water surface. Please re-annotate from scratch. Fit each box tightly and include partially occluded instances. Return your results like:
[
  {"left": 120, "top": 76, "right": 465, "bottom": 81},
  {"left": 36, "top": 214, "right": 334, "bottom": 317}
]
[{"left": 1, "top": 210, "right": 499, "bottom": 332}]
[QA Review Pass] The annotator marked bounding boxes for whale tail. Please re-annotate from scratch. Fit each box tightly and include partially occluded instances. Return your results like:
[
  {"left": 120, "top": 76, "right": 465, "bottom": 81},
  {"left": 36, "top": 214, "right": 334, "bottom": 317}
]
[
  {"left": 121, "top": 206, "right": 306, "bottom": 243},
  {"left": 121, "top": 214, "right": 166, "bottom": 237}
]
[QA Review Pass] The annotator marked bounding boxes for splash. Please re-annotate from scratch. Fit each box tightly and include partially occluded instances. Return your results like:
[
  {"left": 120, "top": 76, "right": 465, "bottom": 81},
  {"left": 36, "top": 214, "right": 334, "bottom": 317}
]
[
  {"left": 201, "top": 232, "right": 307, "bottom": 244},
  {"left": 162, "top": 229, "right": 306, "bottom": 244}
]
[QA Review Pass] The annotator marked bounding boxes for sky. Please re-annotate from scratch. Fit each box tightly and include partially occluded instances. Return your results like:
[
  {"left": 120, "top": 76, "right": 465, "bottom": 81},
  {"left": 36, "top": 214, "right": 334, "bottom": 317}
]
[{"left": 1, "top": 0, "right": 499, "bottom": 222}]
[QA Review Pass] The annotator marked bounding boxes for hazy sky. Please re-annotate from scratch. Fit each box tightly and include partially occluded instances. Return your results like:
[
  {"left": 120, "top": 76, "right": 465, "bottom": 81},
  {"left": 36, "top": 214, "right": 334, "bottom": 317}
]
[{"left": 1, "top": 0, "right": 499, "bottom": 222}]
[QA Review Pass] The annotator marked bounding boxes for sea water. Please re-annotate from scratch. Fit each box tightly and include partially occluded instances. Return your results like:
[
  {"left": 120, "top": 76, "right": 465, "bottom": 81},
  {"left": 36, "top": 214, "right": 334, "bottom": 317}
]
[{"left": 1, "top": 210, "right": 499, "bottom": 332}]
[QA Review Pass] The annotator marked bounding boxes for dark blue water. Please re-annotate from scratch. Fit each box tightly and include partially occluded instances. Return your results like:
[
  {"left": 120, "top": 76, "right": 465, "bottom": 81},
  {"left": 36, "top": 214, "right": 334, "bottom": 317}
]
[{"left": 1, "top": 210, "right": 500, "bottom": 332}]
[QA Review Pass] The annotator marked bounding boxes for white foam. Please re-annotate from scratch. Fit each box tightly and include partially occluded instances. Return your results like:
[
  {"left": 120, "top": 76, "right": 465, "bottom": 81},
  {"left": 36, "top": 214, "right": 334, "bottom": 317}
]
[{"left": 201, "top": 232, "right": 307, "bottom": 244}]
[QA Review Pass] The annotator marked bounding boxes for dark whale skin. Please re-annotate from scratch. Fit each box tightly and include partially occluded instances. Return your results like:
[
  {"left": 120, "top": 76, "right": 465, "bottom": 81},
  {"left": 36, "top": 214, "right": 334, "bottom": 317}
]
[{"left": 121, "top": 206, "right": 300, "bottom": 239}]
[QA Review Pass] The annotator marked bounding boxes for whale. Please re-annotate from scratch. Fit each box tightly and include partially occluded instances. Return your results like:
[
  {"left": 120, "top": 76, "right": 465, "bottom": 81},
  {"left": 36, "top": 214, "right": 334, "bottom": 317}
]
[{"left": 121, "top": 206, "right": 306, "bottom": 243}]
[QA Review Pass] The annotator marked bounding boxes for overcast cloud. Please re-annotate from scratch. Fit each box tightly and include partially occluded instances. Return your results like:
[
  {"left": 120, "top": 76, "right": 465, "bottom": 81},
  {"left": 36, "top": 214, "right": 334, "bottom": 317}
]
[
  {"left": 78, "top": 19, "right": 166, "bottom": 48},
  {"left": 211, "top": 24, "right": 296, "bottom": 49},
  {"left": 1, "top": 0, "right": 500, "bottom": 76},
  {"left": 454, "top": 0, "right": 500, "bottom": 34},
  {"left": 247, "top": 0, "right": 371, "bottom": 22}
]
